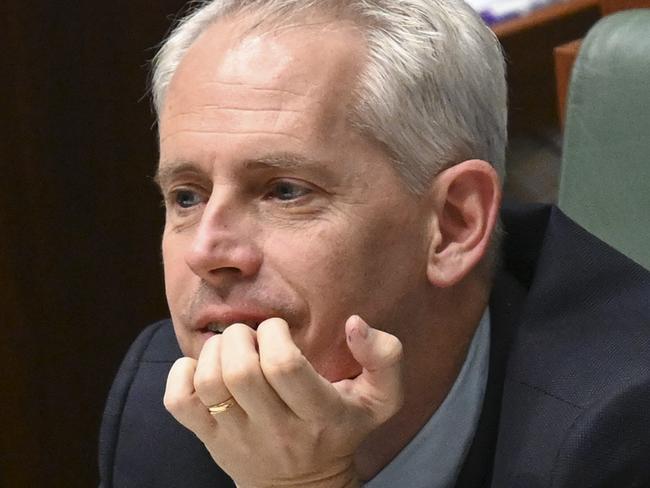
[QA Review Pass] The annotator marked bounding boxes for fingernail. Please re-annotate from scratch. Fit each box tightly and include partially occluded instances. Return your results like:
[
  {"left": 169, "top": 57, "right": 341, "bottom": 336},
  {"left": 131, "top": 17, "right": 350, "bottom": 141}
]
[{"left": 355, "top": 315, "right": 370, "bottom": 339}]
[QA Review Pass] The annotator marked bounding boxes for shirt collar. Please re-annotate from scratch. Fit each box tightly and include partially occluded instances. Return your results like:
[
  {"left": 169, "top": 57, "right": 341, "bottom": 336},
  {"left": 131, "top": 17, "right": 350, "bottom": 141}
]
[{"left": 364, "top": 309, "right": 491, "bottom": 488}]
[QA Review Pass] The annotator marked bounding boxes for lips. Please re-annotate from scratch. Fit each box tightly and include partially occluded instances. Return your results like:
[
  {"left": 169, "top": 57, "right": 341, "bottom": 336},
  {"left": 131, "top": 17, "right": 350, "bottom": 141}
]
[
  {"left": 194, "top": 309, "right": 275, "bottom": 335},
  {"left": 205, "top": 319, "right": 263, "bottom": 334}
]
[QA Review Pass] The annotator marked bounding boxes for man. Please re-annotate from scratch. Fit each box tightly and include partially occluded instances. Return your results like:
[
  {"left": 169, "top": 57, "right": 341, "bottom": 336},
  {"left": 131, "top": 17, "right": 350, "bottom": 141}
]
[{"left": 99, "top": 1, "right": 650, "bottom": 487}]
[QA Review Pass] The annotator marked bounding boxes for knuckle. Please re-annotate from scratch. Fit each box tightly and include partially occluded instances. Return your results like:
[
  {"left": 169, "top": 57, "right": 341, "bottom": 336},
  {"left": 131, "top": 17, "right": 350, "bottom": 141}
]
[
  {"left": 222, "top": 322, "right": 252, "bottom": 338},
  {"left": 271, "top": 426, "right": 295, "bottom": 449},
  {"left": 387, "top": 389, "right": 405, "bottom": 416},
  {"left": 307, "top": 421, "right": 328, "bottom": 443},
  {"left": 372, "top": 398, "right": 401, "bottom": 424},
  {"left": 163, "top": 391, "right": 188, "bottom": 414},
  {"left": 386, "top": 392, "right": 405, "bottom": 420},
  {"left": 261, "top": 349, "right": 305, "bottom": 377},
  {"left": 374, "top": 410, "right": 393, "bottom": 425},
  {"left": 257, "top": 317, "right": 288, "bottom": 334},
  {"left": 193, "top": 370, "right": 221, "bottom": 395},
  {"left": 222, "top": 356, "right": 258, "bottom": 389},
  {"left": 382, "top": 336, "right": 403, "bottom": 364},
  {"left": 168, "top": 357, "right": 195, "bottom": 380},
  {"left": 203, "top": 333, "right": 222, "bottom": 349}
]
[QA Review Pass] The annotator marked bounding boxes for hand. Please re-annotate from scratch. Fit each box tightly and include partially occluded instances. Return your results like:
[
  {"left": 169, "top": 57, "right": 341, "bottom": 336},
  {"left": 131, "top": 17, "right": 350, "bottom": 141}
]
[{"left": 164, "top": 315, "right": 404, "bottom": 488}]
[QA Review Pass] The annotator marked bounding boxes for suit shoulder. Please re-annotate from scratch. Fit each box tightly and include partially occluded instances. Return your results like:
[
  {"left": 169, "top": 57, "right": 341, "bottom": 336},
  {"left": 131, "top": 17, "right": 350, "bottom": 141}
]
[
  {"left": 99, "top": 319, "right": 180, "bottom": 486},
  {"left": 492, "top": 205, "right": 650, "bottom": 485},
  {"left": 131, "top": 319, "right": 181, "bottom": 362},
  {"left": 102, "top": 319, "right": 178, "bottom": 413},
  {"left": 505, "top": 205, "right": 650, "bottom": 402},
  {"left": 551, "top": 378, "right": 650, "bottom": 487}
]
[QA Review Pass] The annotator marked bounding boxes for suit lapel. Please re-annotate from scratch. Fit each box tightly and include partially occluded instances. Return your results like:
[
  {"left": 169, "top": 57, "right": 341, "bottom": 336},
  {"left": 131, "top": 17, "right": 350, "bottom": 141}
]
[
  {"left": 455, "top": 202, "right": 551, "bottom": 486},
  {"left": 454, "top": 270, "right": 527, "bottom": 487}
]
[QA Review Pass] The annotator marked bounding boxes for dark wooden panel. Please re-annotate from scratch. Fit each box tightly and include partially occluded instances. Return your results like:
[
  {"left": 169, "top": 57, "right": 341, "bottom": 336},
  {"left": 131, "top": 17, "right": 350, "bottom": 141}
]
[
  {"left": 553, "top": 0, "right": 650, "bottom": 129},
  {"left": 554, "top": 39, "right": 583, "bottom": 128},
  {"left": 1, "top": 1, "right": 187, "bottom": 486},
  {"left": 495, "top": 0, "right": 601, "bottom": 134},
  {"left": 601, "top": 0, "right": 650, "bottom": 14}
]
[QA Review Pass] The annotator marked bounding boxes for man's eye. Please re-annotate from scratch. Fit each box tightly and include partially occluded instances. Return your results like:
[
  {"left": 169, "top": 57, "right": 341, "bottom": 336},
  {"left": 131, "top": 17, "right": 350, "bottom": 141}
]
[
  {"left": 172, "top": 189, "right": 202, "bottom": 208},
  {"left": 266, "top": 181, "right": 312, "bottom": 201}
]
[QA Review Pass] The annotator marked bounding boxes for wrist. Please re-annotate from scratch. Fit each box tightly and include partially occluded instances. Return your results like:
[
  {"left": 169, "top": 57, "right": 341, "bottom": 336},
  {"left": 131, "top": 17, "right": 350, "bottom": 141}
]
[{"left": 236, "top": 469, "right": 361, "bottom": 488}]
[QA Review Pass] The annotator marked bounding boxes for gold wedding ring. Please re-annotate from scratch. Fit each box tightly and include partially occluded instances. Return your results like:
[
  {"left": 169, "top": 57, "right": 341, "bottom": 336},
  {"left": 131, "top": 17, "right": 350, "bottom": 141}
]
[{"left": 207, "top": 397, "right": 236, "bottom": 416}]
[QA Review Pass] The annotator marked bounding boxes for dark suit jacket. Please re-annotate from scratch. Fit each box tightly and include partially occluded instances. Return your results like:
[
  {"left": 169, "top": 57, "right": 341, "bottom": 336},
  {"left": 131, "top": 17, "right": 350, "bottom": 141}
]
[{"left": 99, "top": 204, "right": 650, "bottom": 487}]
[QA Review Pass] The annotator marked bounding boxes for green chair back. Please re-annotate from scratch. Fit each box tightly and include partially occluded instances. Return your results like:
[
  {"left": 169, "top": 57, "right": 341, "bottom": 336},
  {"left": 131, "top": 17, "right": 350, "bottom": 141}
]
[{"left": 559, "top": 9, "right": 650, "bottom": 270}]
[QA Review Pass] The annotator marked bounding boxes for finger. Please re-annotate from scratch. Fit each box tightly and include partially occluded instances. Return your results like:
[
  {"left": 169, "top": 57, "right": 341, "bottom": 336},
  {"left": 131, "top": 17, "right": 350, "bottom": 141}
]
[
  {"left": 164, "top": 357, "right": 215, "bottom": 438},
  {"left": 257, "top": 318, "right": 341, "bottom": 421},
  {"left": 220, "top": 323, "right": 288, "bottom": 421},
  {"left": 335, "top": 315, "right": 404, "bottom": 424},
  {"left": 194, "top": 334, "right": 232, "bottom": 409}
]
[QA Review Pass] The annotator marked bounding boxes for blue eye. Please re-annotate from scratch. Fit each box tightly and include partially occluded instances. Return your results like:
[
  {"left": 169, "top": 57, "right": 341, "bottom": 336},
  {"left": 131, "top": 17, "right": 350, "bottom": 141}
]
[
  {"left": 174, "top": 190, "right": 202, "bottom": 208},
  {"left": 268, "top": 181, "right": 311, "bottom": 201}
]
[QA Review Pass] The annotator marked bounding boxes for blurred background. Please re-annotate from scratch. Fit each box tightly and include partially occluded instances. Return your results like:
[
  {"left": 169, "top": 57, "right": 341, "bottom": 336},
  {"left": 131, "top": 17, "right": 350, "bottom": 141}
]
[{"left": 1, "top": 0, "right": 603, "bottom": 485}]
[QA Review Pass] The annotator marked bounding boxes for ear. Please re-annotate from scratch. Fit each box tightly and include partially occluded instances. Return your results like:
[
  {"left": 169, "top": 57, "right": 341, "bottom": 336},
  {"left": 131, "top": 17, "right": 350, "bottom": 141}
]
[{"left": 426, "top": 159, "right": 501, "bottom": 287}]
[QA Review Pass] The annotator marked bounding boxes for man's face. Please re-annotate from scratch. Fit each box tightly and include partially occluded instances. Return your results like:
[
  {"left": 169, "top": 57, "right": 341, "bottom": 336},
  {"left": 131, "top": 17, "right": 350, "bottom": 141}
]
[{"left": 158, "top": 18, "right": 434, "bottom": 381}]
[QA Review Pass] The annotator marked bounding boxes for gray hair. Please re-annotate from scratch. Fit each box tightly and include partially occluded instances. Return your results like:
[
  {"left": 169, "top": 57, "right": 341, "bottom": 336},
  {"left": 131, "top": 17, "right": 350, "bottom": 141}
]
[{"left": 151, "top": 0, "right": 507, "bottom": 194}]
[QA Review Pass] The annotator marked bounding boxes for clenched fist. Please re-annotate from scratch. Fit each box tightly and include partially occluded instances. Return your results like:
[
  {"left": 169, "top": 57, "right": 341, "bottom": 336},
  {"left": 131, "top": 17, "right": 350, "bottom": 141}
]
[{"left": 164, "top": 315, "right": 404, "bottom": 488}]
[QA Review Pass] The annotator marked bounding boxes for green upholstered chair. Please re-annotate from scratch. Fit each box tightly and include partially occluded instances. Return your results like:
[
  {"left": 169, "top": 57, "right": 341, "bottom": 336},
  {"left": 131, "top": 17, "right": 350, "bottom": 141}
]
[{"left": 558, "top": 9, "right": 650, "bottom": 270}]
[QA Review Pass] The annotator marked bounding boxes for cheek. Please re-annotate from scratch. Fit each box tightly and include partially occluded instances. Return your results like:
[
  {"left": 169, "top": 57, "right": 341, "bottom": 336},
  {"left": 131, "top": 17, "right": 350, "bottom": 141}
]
[
  {"left": 263, "top": 233, "right": 362, "bottom": 379},
  {"left": 162, "top": 232, "right": 190, "bottom": 306},
  {"left": 309, "top": 339, "right": 360, "bottom": 382},
  {"left": 307, "top": 219, "right": 426, "bottom": 322}
]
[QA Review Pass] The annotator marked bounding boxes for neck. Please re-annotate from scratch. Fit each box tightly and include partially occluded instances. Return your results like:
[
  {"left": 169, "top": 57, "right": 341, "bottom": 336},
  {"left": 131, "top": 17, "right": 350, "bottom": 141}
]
[{"left": 353, "top": 283, "right": 488, "bottom": 480}]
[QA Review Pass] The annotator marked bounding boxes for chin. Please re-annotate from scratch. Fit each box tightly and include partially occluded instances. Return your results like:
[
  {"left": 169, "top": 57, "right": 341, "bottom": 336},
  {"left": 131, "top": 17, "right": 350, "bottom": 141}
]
[{"left": 170, "top": 325, "right": 202, "bottom": 360}]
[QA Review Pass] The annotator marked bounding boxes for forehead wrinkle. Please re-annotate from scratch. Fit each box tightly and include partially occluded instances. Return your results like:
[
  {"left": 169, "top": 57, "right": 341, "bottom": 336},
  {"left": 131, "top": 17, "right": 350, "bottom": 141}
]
[
  {"left": 162, "top": 106, "right": 304, "bottom": 128},
  {"left": 163, "top": 83, "right": 311, "bottom": 128},
  {"left": 167, "top": 83, "right": 310, "bottom": 111},
  {"left": 160, "top": 128, "right": 305, "bottom": 144},
  {"left": 201, "top": 105, "right": 302, "bottom": 113},
  {"left": 202, "top": 80, "right": 308, "bottom": 99}
]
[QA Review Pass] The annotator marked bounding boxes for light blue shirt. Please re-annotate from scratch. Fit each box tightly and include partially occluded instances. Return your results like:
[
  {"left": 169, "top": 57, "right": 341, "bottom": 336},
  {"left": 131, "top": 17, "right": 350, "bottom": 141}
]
[{"left": 364, "top": 309, "right": 491, "bottom": 488}]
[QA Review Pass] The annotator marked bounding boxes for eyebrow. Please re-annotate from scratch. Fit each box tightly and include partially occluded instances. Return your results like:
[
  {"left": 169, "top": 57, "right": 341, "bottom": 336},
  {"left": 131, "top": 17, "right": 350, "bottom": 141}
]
[
  {"left": 242, "top": 153, "right": 330, "bottom": 171},
  {"left": 154, "top": 162, "right": 205, "bottom": 190},
  {"left": 155, "top": 152, "right": 335, "bottom": 189}
]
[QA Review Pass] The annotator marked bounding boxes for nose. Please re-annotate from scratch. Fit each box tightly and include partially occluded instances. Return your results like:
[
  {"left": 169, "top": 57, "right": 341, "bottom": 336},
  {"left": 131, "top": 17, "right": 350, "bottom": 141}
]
[{"left": 185, "top": 196, "right": 263, "bottom": 286}]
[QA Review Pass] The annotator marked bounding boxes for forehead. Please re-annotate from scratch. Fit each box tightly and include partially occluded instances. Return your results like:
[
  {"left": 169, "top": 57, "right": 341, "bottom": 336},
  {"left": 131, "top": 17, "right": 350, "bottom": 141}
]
[{"left": 160, "top": 16, "right": 367, "bottom": 135}]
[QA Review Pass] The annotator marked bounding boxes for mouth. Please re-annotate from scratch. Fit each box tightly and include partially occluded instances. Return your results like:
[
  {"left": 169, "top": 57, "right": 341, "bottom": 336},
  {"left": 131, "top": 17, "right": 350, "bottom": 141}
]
[{"left": 204, "top": 319, "right": 264, "bottom": 334}]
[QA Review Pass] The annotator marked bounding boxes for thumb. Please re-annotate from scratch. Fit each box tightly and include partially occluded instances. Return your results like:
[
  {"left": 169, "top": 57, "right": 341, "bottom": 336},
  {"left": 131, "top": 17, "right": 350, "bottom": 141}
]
[{"left": 342, "top": 315, "right": 404, "bottom": 423}]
